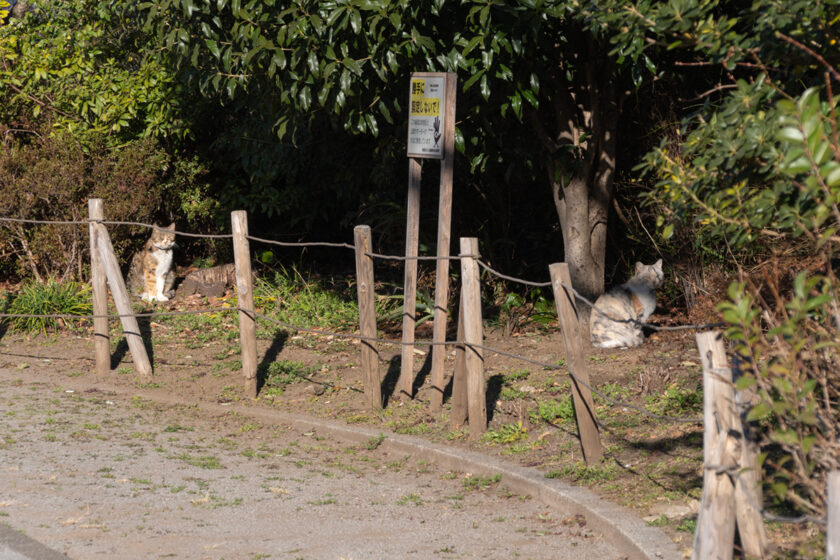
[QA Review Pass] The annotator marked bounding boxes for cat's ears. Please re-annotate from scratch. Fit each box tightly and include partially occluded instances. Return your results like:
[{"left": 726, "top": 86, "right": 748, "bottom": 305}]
[{"left": 635, "top": 259, "right": 663, "bottom": 275}]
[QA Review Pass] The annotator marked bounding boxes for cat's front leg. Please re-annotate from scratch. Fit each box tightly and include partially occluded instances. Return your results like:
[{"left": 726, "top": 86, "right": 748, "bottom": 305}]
[{"left": 155, "top": 276, "right": 170, "bottom": 302}]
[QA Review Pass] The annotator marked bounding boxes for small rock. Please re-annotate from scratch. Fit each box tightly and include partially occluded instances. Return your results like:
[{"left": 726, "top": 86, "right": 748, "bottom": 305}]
[{"left": 311, "top": 384, "right": 327, "bottom": 396}]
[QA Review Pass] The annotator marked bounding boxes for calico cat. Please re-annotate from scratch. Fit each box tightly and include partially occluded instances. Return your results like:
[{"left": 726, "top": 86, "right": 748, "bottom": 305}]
[
  {"left": 589, "top": 259, "right": 663, "bottom": 349},
  {"left": 127, "top": 224, "right": 176, "bottom": 302}
]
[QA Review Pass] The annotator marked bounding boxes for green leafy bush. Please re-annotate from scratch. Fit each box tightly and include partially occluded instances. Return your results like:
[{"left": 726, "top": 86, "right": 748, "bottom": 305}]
[{"left": 6, "top": 278, "right": 92, "bottom": 333}]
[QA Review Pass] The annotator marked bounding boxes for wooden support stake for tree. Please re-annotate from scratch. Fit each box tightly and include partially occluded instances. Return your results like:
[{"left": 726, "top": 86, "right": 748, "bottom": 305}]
[
  {"left": 88, "top": 199, "right": 110, "bottom": 376},
  {"left": 460, "top": 237, "right": 486, "bottom": 438},
  {"left": 693, "top": 331, "right": 737, "bottom": 560},
  {"left": 732, "top": 356, "right": 769, "bottom": 559},
  {"left": 429, "top": 72, "right": 458, "bottom": 412},
  {"left": 354, "top": 225, "right": 381, "bottom": 410},
  {"left": 549, "top": 263, "right": 603, "bottom": 464},
  {"left": 231, "top": 211, "right": 257, "bottom": 399},
  {"left": 828, "top": 471, "right": 840, "bottom": 560},
  {"left": 93, "top": 222, "right": 152, "bottom": 376},
  {"left": 398, "top": 157, "right": 422, "bottom": 400},
  {"left": 449, "top": 291, "right": 468, "bottom": 429}
]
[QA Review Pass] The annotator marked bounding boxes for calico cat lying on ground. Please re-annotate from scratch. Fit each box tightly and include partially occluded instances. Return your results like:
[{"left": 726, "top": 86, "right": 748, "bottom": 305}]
[
  {"left": 127, "top": 224, "right": 176, "bottom": 302},
  {"left": 589, "top": 260, "right": 663, "bottom": 349}
]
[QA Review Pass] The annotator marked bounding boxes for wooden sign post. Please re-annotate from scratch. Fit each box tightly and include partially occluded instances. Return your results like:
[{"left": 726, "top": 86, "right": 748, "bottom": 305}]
[{"left": 398, "top": 71, "right": 457, "bottom": 402}]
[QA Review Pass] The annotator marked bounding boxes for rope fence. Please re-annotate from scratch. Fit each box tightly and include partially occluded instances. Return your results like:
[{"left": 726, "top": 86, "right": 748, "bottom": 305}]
[
  {"left": 0, "top": 214, "right": 726, "bottom": 333},
  {"left": 3, "top": 207, "right": 833, "bottom": 549}
]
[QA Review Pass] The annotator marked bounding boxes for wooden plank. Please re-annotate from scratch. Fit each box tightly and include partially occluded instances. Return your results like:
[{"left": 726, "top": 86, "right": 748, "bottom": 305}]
[
  {"left": 693, "top": 331, "right": 737, "bottom": 560},
  {"left": 231, "top": 211, "right": 258, "bottom": 399},
  {"left": 398, "top": 157, "right": 422, "bottom": 400},
  {"left": 460, "top": 237, "right": 486, "bottom": 438},
  {"left": 88, "top": 199, "right": 110, "bottom": 376},
  {"left": 549, "top": 263, "right": 603, "bottom": 464},
  {"left": 732, "top": 356, "right": 769, "bottom": 559},
  {"left": 430, "top": 72, "right": 458, "bottom": 412},
  {"left": 354, "top": 225, "right": 381, "bottom": 410},
  {"left": 93, "top": 223, "right": 152, "bottom": 376},
  {"left": 449, "top": 291, "right": 468, "bottom": 429},
  {"left": 828, "top": 471, "right": 840, "bottom": 560}
]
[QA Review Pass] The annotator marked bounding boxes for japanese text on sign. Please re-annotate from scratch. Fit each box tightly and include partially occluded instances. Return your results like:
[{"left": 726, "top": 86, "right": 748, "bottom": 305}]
[{"left": 407, "top": 74, "right": 447, "bottom": 159}]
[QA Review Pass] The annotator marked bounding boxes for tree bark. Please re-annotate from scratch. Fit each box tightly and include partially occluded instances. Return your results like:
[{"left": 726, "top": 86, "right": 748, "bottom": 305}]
[{"left": 532, "top": 32, "right": 617, "bottom": 302}]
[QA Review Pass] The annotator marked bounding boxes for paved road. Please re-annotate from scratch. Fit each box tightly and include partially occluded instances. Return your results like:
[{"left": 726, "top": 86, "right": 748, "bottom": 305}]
[{"left": 0, "top": 372, "right": 630, "bottom": 560}]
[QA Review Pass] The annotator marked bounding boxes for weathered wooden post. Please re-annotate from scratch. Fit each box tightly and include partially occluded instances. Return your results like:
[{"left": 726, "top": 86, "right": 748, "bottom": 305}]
[
  {"left": 231, "top": 211, "right": 258, "bottom": 398},
  {"left": 398, "top": 157, "right": 422, "bottom": 400},
  {"left": 92, "top": 221, "right": 152, "bottom": 376},
  {"left": 429, "top": 73, "right": 458, "bottom": 411},
  {"left": 549, "top": 263, "right": 603, "bottom": 464},
  {"left": 732, "top": 356, "right": 769, "bottom": 559},
  {"left": 88, "top": 199, "right": 110, "bottom": 376},
  {"left": 354, "top": 225, "right": 381, "bottom": 410},
  {"left": 828, "top": 471, "right": 840, "bottom": 560},
  {"left": 694, "top": 331, "right": 737, "bottom": 560},
  {"left": 449, "top": 291, "right": 468, "bottom": 429},
  {"left": 460, "top": 237, "right": 486, "bottom": 438}
]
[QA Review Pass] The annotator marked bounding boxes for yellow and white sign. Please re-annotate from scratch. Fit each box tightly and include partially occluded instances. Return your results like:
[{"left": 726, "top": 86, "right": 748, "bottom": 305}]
[{"left": 407, "top": 73, "right": 447, "bottom": 159}]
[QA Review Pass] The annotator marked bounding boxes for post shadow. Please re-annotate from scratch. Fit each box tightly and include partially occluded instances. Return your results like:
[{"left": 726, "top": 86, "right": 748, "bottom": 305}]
[
  {"left": 257, "top": 329, "right": 288, "bottom": 392},
  {"left": 411, "top": 350, "right": 433, "bottom": 397},
  {"left": 485, "top": 373, "right": 505, "bottom": 422},
  {"left": 110, "top": 310, "right": 154, "bottom": 370},
  {"left": 381, "top": 355, "right": 401, "bottom": 408},
  {"left": 0, "top": 294, "right": 10, "bottom": 343}
]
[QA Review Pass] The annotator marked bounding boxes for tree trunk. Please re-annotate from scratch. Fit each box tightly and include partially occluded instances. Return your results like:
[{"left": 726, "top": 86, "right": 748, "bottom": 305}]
[{"left": 534, "top": 32, "right": 617, "bottom": 303}]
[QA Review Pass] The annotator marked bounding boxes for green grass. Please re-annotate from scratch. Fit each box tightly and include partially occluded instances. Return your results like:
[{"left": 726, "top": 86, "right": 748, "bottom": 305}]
[
  {"left": 531, "top": 397, "right": 575, "bottom": 425},
  {"left": 462, "top": 474, "right": 502, "bottom": 491},
  {"left": 175, "top": 453, "right": 222, "bottom": 469},
  {"left": 482, "top": 421, "right": 529, "bottom": 444},
  {"left": 5, "top": 279, "right": 92, "bottom": 334},
  {"left": 396, "top": 493, "right": 424, "bottom": 506},
  {"left": 645, "top": 384, "right": 703, "bottom": 415},
  {"left": 545, "top": 461, "right": 619, "bottom": 483},
  {"left": 253, "top": 266, "right": 359, "bottom": 334},
  {"left": 260, "top": 360, "right": 317, "bottom": 393}
]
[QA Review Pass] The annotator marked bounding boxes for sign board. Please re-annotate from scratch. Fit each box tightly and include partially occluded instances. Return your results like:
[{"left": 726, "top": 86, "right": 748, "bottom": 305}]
[{"left": 406, "top": 73, "right": 448, "bottom": 159}]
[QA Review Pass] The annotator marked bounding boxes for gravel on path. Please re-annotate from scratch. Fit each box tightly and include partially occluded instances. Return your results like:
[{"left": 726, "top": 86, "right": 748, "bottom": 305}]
[{"left": 0, "top": 371, "right": 628, "bottom": 560}]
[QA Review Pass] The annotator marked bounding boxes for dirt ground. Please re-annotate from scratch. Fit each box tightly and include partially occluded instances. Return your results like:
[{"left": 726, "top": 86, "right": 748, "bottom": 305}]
[{"left": 0, "top": 297, "right": 823, "bottom": 558}]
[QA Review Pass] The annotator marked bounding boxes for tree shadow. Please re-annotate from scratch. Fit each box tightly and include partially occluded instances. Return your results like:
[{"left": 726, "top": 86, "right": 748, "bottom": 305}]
[
  {"left": 110, "top": 314, "right": 154, "bottom": 370},
  {"left": 256, "top": 329, "right": 288, "bottom": 392}
]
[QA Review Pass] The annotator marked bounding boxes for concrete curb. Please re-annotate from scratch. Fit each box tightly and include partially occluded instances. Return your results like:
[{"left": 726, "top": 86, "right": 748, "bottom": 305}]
[
  {"left": 224, "top": 403, "right": 683, "bottom": 560},
  {"left": 0, "top": 523, "right": 71, "bottom": 560}
]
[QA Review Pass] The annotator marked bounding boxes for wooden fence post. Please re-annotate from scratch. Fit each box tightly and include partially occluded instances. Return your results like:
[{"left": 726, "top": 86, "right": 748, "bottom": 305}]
[
  {"left": 92, "top": 223, "right": 152, "bottom": 376},
  {"left": 88, "top": 199, "right": 110, "bottom": 376},
  {"left": 732, "top": 356, "right": 769, "bottom": 559},
  {"left": 694, "top": 331, "right": 737, "bottom": 560},
  {"left": 231, "top": 211, "right": 258, "bottom": 399},
  {"left": 429, "top": 72, "right": 458, "bottom": 412},
  {"left": 549, "top": 263, "right": 603, "bottom": 465},
  {"left": 828, "top": 471, "right": 840, "bottom": 560},
  {"left": 460, "top": 237, "right": 486, "bottom": 439},
  {"left": 398, "top": 158, "right": 423, "bottom": 400},
  {"left": 449, "top": 291, "right": 468, "bottom": 429},
  {"left": 354, "top": 225, "right": 381, "bottom": 410}
]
